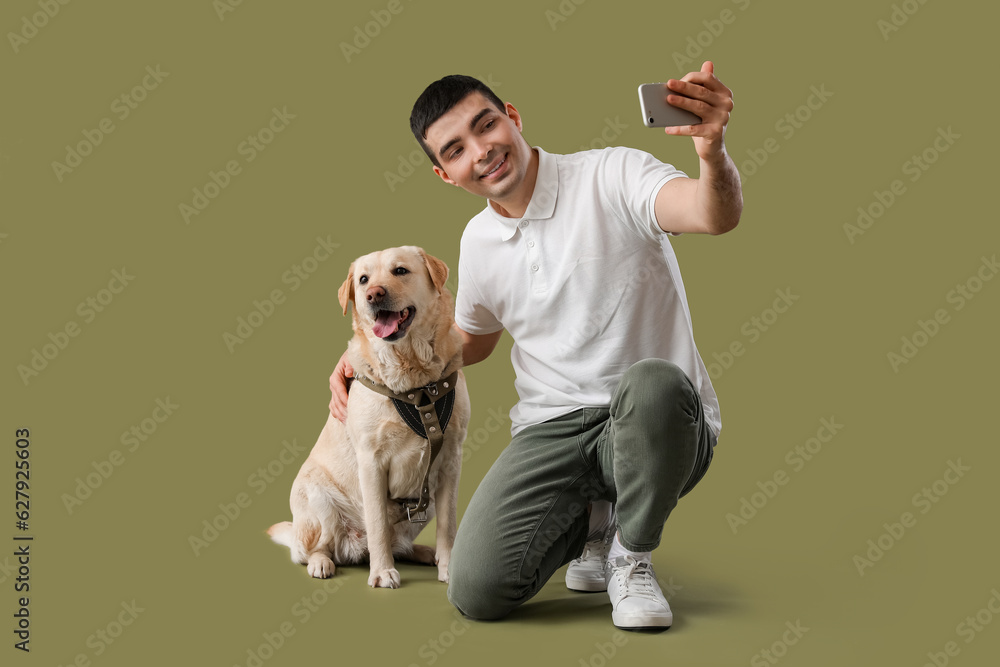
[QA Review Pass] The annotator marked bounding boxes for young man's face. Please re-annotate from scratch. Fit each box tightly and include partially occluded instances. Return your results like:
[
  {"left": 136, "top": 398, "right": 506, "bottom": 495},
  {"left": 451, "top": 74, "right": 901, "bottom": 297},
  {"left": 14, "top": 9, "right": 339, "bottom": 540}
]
[{"left": 425, "top": 92, "right": 533, "bottom": 203}]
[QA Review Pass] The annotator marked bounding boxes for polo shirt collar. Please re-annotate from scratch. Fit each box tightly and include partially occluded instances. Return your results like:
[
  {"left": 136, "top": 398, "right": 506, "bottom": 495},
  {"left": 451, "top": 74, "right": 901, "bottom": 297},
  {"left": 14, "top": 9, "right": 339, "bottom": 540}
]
[{"left": 486, "top": 146, "right": 558, "bottom": 241}]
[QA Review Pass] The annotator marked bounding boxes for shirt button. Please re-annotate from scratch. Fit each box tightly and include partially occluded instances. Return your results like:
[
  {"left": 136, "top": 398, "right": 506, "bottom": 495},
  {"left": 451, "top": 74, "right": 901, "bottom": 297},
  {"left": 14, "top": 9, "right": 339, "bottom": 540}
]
[
  {"left": 519, "top": 220, "right": 529, "bottom": 228},
  {"left": 531, "top": 264, "right": 539, "bottom": 272},
  {"left": 528, "top": 241, "right": 535, "bottom": 247}
]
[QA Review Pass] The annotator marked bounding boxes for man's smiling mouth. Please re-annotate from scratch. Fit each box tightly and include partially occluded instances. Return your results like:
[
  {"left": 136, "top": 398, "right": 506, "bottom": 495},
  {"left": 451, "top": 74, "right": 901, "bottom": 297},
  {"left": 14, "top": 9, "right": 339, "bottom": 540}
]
[{"left": 481, "top": 154, "right": 507, "bottom": 179}]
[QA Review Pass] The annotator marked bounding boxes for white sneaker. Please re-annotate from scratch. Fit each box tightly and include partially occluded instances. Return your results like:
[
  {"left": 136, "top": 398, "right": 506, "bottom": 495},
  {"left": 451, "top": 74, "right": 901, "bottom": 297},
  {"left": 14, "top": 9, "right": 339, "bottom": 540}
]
[
  {"left": 605, "top": 555, "right": 672, "bottom": 629},
  {"left": 565, "top": 522, "right": 615, "bottom": 592}
]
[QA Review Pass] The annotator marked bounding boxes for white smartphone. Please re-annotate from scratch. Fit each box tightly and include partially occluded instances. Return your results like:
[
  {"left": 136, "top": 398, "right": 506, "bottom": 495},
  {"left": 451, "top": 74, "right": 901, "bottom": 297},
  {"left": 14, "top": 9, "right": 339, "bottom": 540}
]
[{"left": 638, "top": 83, "right": 702, "bottom": 128}]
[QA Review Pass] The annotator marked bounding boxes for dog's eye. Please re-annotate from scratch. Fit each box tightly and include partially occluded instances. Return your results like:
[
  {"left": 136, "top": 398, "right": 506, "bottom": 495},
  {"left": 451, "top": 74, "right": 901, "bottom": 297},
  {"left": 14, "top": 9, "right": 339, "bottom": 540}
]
[
  {"left": 393, "top": 267, "right": 409, "bottom": 276},
  {"left": 359, "top": 275, "right": 368, "bottom": 284}
]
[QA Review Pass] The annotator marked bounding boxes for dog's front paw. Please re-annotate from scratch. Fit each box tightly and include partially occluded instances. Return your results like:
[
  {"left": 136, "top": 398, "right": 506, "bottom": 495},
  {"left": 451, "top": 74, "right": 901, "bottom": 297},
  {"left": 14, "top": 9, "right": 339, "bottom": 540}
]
[
  {"left": 307, "top": 553, "right": 336, "bottom": 579},
  {"left": 410, "top": 544, "right": 437, "bottom": 565},
  {"left": 368, "top": 567, "right": 401, "bottom": 589},
  {"left": 437, "top": 561, "right": 450, "bottom": 583}
]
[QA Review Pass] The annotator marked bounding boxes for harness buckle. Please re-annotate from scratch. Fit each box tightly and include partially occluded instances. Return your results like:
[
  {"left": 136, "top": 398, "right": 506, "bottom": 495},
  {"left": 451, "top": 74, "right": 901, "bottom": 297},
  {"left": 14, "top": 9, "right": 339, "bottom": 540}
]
[{"left": 406, "top": 506, "right": 428, "bottom": 523}]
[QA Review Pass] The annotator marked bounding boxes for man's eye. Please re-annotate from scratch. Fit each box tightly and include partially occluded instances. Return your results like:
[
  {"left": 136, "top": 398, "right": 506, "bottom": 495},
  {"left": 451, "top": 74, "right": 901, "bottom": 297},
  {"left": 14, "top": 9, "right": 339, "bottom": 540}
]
[
  {"left": 484, "top": 120, "right": 494, "bottom": 129},
  {"left": 394, "top": 267, "right": 409, "bottom": 276},
  {"left": 450, "top": 147, "right": 462, "bottom": 159},
  {"left": 359, "top": 275, "right": 368, "bottom": 284}
]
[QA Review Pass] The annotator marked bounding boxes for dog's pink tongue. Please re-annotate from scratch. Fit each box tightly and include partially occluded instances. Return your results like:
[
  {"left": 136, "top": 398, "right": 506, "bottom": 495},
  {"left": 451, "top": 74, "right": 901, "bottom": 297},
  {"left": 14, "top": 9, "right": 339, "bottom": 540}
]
[{"left": 372, "top": 310, "right": 403, "bottom": 338}]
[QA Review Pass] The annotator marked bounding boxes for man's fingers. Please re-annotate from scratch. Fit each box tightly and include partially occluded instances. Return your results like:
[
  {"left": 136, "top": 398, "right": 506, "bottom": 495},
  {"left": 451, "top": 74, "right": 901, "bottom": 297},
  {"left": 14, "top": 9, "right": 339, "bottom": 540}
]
[
  {"left": 329, "top": 353, "right": 354, "bottom": 422},
  {"left": 331, "top": 374, "right": 348, "bottom": 400},
  {"left": 676, "top": 71, "right": 717, "bottom": 87},
  {"left": 336, "top": 355, "right": 355, "bottom": 377},
  {"left": 669, "top": 75, "right": 731, "bottom": 99},
  {"left": 666, "top": 82, "right": 729, "bottom": 113},
  {"left": 673, "top": 71, "right": 732, "bottom": 101},
  {"left": 666, "top": 92, "right": 727, "bottom": 123},
  {"left": 664, "top": 124, "right": 701, "bottom": 136},
  {"left": 664, "top": 121, "right": 724, "bottom": 137},
  {"left": 666, "top": 79, "right": 733, "bottom": 117},
  {"left": 330, "top": 387, "right": 348, "bottom": 422},
  {"left": 664, "top": 63, "right": 732, "bottom": 137},
  {"left": 665, "top": 91, "right": 706, "bottom": 117},
  {"left": 667, "top": 79, "right": 710, "bottom": 102}
]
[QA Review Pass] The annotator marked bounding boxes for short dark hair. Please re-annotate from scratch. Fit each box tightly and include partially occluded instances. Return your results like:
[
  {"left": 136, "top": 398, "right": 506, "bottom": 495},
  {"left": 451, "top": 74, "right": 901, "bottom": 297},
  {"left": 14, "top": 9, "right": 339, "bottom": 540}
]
[{"left": 410, "top": 75, "right": 505, "bottom": 168}]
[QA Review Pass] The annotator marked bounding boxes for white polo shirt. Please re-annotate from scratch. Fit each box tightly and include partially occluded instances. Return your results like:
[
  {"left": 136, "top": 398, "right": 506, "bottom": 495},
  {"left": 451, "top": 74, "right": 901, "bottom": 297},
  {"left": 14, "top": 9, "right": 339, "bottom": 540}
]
[{"left": 456, "top": 146, "right": 721, "bottom": 440}]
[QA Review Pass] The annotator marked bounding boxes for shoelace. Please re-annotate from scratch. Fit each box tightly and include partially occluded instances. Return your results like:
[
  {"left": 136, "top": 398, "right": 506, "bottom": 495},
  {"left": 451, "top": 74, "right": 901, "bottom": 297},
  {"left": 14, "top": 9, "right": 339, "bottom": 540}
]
[
  {"left": 613, "top": 555, "right": 662, "bottom": 603},
  {"left": 571, "top": 526, "right": 615, "bottom": 564},
  {"left": 572, "top": 541, "right": 603, "bottom": 563}
]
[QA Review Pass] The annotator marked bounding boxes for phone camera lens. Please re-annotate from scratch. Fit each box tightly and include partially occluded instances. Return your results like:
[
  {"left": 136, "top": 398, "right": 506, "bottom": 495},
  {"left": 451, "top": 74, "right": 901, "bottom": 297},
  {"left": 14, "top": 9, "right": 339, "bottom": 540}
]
[{"left": 649, "top": 117, "right": 654, "bottom": 124}]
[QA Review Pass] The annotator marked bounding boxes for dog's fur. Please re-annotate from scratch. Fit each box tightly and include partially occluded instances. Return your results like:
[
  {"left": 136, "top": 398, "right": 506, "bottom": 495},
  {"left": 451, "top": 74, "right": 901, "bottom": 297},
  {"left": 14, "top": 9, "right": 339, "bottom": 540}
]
[{"left": 268, "top": 246, "right": 469, "bottom": 588}]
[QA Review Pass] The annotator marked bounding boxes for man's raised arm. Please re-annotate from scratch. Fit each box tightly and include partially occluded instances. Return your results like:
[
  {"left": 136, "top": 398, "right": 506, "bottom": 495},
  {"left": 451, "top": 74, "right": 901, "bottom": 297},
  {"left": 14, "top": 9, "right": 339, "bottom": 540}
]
[{"left": 653, "top": 60, "right": 743, "bottom": 236}]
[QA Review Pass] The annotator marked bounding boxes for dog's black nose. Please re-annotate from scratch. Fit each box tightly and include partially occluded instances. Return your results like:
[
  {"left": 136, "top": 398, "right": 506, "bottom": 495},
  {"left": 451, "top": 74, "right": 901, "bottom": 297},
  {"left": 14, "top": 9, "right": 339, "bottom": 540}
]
[{"left": 366, "top": 285, "right": 386, "bottom": 303}]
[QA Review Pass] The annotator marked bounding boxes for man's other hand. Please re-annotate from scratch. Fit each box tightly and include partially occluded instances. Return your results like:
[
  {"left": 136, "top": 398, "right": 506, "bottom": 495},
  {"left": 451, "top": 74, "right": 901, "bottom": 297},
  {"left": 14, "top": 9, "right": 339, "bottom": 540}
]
[{"left": 329, "top": 350, "right": 354, "bottom": 422}]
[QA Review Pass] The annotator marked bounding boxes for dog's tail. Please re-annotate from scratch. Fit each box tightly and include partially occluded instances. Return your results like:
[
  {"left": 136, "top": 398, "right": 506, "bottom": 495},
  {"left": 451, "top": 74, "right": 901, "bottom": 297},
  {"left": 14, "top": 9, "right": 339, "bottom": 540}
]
[{"left": 267, "top": 521, "right": 294, "bottom": 548}]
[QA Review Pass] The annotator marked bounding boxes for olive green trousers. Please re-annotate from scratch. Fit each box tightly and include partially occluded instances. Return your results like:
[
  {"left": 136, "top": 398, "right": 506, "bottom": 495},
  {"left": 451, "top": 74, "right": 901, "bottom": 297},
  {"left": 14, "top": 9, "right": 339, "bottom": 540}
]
[{"left": 447, "top": 358, "right": 716, "bottom": 620}]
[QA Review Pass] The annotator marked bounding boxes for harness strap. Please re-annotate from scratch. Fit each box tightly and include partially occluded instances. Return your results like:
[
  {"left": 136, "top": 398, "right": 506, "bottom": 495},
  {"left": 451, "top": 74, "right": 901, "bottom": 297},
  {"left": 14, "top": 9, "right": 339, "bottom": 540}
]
[{"left": 352, "top": 370, "right": 459, "bottom": 523}]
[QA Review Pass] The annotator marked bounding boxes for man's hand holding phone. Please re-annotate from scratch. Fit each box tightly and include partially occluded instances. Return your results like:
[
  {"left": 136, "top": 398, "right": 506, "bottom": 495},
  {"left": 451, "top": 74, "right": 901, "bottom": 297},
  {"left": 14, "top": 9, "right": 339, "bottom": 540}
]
[{"left": 657, "top": 60, "right": 734, "bottom": 162}]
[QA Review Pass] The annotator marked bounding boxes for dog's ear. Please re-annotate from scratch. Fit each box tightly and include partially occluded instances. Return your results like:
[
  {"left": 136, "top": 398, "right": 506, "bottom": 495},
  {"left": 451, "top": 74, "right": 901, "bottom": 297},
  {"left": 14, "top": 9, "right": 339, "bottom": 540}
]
[
  {"left": 337, "top": 262, "right": 355, "bottom": 316},
  {"left": 420, "top": 249, "right": 449, "bottom": 293}
]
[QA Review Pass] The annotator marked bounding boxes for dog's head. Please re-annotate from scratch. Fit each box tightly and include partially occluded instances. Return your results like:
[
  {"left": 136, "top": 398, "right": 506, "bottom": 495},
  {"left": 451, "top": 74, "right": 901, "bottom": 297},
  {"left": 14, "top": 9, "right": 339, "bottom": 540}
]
[{"left": 337, "top": 246, "right": 449, "bottom": 343}]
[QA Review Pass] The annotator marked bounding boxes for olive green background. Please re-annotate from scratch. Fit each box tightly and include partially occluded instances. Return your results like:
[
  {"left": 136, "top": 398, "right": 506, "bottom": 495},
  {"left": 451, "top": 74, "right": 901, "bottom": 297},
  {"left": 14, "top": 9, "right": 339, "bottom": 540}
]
[{"left": 2, "top": 0, "right": 997, "bottom": 665}]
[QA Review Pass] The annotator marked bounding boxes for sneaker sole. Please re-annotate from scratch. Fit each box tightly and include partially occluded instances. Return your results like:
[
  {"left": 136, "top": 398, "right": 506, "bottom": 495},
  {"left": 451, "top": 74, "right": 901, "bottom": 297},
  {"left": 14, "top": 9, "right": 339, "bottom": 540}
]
[
  {"left": 564, "top": 574, "right": 608, "bottom": 592},
  {"left": 612, "top": 611, "right": 673, "bottom": 630}
]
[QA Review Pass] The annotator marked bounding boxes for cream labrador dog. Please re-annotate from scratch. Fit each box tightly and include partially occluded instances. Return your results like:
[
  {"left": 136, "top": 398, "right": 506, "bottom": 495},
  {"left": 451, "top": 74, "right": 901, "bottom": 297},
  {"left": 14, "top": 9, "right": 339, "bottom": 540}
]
[{"left": 268, "top": 246, "right": 469, "bottom": 588}]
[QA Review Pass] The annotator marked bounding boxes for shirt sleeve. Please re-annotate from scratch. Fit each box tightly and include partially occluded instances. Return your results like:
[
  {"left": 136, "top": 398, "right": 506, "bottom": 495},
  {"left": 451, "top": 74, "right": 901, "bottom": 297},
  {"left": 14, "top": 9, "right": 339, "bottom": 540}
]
[
  {"left": 599, "top": 146, "right": 688, "bottom": 243},
  {"left": 454, "top": 246, "right": 504, "bottom": 335}
]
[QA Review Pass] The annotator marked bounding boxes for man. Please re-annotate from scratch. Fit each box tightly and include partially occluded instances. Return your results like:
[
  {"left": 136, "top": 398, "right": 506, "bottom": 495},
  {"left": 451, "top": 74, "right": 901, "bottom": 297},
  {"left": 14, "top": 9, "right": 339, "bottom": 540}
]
[{"left": 330, "top": 62, "right": 741, "bottom": 630}]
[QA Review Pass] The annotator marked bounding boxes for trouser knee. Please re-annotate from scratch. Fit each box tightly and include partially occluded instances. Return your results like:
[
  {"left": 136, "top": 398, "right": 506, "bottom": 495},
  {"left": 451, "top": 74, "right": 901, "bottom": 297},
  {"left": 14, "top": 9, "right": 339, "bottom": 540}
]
[
  {"left": 446, "top": 510, "right": 589, "bottom": 621},
  {"left": 614, "top": 358, "right": 698, "bottom": 421},
  {"left": 446, "top": 564, "right": 517, "bottom": 621}
]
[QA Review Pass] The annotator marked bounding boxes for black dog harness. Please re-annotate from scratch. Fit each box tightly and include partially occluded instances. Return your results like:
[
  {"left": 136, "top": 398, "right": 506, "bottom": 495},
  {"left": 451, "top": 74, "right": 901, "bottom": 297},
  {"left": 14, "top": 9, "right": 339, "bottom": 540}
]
[{"left": 352, "top": 370, "right": 459, "bottom": 523}]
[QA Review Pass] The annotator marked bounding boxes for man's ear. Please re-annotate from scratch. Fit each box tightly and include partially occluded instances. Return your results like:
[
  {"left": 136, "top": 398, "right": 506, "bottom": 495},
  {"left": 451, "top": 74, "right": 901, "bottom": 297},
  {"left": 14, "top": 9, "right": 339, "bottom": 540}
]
[
  {"left": 419, "top": 249, "right": 449, "bottom": 293},
  {"left": 505, "top": 102, "right": 523, "bottom": 132},
  {"left": 337, "top": 262, "right": 355, "bottom": 315},
  {"left": 433, "top": 164, "right": 458, "bottom": 186}
]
